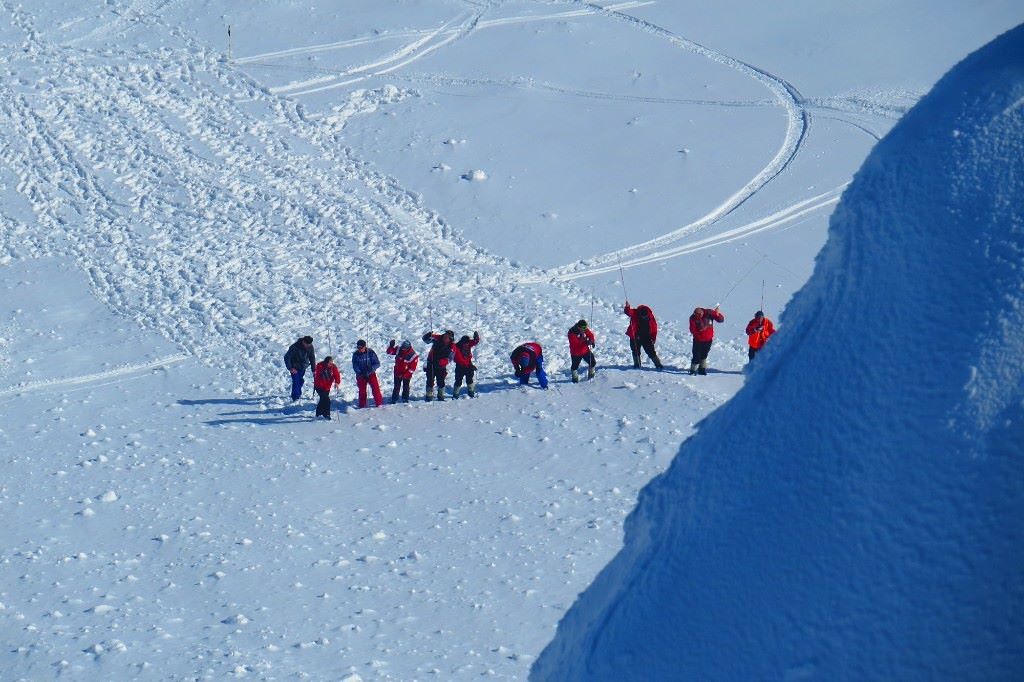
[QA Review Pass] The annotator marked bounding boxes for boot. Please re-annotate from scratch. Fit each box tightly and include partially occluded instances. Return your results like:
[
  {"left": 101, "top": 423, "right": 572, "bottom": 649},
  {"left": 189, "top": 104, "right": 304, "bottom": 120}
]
[
  {"left": 652, "top": 352, "right": 663, "bottom": 369},
  {"left": 698, "top": 360, "right": 708, "bottom": 376},
  {"left": 425, "top": 385, "right": 434, "bottom": 402},
  {"left": 587, "top": 365, "right": 595, "bottom": 380},
  {"left": 467, "top": 382, "right": 476, "bottom": 398},
  {"left": 571, "top": 369, "right": 580, "bottom": 384},
  {"left": 436, "top": 385, "right": 445, "bottom": 402},
  {"left": 453, "top": 385, "right": 464, "bottom": 399},
  {"left": 688, "top": 363, "right": 698, "bottom": 376}
]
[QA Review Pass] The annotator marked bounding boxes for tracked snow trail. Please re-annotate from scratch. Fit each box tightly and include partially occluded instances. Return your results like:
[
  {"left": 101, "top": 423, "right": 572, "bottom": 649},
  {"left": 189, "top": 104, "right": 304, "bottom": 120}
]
[
  {"left": 0, "top": 1, "right": 712, "bottom": 398},
  {"left": 515, "top": 0, "right": 811, "bottom": 283}
]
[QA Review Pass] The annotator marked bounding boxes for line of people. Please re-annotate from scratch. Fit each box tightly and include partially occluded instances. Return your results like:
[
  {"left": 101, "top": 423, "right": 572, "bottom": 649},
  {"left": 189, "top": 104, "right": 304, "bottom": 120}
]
[{"left": 282, "top": 304, "right": 775, "bottom": 417}]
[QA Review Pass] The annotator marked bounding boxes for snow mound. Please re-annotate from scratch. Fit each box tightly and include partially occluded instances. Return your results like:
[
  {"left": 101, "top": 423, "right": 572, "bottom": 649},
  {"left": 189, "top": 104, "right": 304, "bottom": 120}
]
[{"left": 533, "top": 25, "right": 1024, "bottom": 681}]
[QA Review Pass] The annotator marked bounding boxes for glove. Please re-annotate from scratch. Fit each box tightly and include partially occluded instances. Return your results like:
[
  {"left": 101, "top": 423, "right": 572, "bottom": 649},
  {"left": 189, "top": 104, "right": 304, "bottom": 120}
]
[
  {"left": 470, "top": 363, "right": 477, "bottom": 371},
  {"left": 388, "top": 339, "right": 396, "bottom": 348},
  {"left": 473, "top": 331, "right": 479, "bottom": 341}
]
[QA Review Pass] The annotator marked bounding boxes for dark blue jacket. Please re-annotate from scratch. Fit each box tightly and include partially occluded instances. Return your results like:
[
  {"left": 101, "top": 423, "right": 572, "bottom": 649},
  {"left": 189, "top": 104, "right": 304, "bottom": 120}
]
[
  {"left": 352, "top": 349, "right": 381, "bottom": 377},
  {"left": 284, "top": 340, "right": 316, "bottom": 373}
]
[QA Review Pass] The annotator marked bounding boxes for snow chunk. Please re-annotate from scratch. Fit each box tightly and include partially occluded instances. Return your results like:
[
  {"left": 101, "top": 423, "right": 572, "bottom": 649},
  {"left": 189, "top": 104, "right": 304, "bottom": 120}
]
[
  {"left": 98, "top": 490, "right": 118, "bottom": 503},
  {"left": 461, "top": 169, "right": 488, "bottom": 182}
]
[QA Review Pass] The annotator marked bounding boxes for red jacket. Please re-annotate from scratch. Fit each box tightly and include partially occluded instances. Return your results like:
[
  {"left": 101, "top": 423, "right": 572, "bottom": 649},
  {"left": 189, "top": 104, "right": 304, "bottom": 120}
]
[
  {"left": 689, "top": 307, "right": 725, "bottom": 342},
  {"left": 623, "top": 304, "right": 658, "bottom": 341},
  {"left": 313, "top": 360, "right": 341, "bottom": 391},
  {"left": 745, "top": 317, "right": 775, "bottom": 349},
  {"left": 453, "top": 337, "right": 479, "bottom": 368},
  {"left": 386, "top": 345, "right": 420, "bottom": 379},
  {"left": 568, "top": 326, "right": 595, "bottom": 357}
]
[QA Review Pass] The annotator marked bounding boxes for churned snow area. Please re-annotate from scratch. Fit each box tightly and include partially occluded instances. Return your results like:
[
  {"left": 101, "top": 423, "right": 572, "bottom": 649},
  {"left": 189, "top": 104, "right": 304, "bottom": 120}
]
[
  {"left": 533, "top": 24, "right": 1024, "bottom": 682},
  {"left": 0, "top": 1, "right": 1021, "bottom": 679}
]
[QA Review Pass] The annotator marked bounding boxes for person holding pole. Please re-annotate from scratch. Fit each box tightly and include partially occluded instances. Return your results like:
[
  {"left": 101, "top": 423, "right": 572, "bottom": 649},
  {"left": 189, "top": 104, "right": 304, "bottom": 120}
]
[
  {"left": 452, "top": 332, "right": 480, "bottom": 399},
  {"left": 284, "top": 335, "right": 316, "bottom": 400},
  {"left": 352, "top": 340, "right": 384, "bottom": 408},
  {"left": 689, "top": 306, "right": 725, "bottom": 375},
  {"left": 422, "top": 330, "right": 455, "bottom": 401},
  {"left": 312, "top": 356, "right": 341, "bottom": 419},
  {"left": 386, "top": 339, "right": 419, "bottom": 403},
  {"left": 623, "top": 302, "right": 662, "bottom": 369},
  {"left": 744, "top": 310, "right": 775, "bottom": 362},
  {"left": 568, "top": 319, "right": 596, "bottom": 382}
]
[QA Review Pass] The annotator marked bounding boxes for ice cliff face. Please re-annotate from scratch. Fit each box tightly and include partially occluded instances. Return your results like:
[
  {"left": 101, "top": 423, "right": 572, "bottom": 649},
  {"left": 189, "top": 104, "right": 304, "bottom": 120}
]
[{"left": 534, "top": 24, "right": 1024, "bottom": 682}]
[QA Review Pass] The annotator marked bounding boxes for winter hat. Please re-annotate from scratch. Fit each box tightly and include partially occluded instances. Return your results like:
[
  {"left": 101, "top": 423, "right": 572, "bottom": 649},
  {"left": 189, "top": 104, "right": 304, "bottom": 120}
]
[
  {"left": 400, "top": 340, "right": 411, "bottom": 349},
  {"left": 323, "top": 355, "right": 333, "bottom": 364},
  {"left": 458, "top": 335, "right": 471, "bottom": 345},
  {"left": 518, "top": 352, "right": 531, "bottom": 366},
  {"left": 445, "top": 330, "right": 455, "bottom": 339},
  {"left": 577, "top": 319, "right": 588, "bottom": 329},
  {"left": 693, "top": 308, "right": 704, "bottom": 318},
  {"left": 301, "top": 335, "right": 314, "bottom": 344},
  {"left": 755, "top": 310, "right": 764, "bottom": 318},
  {"left": 356, "top": 339, "right": 366, "bottom": 349}
]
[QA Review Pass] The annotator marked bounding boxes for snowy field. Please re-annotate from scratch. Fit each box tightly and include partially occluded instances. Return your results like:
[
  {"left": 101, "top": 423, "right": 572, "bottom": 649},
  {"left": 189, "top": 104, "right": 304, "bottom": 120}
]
[{"left": 1, "top": 1, "right": 1021, "bottom": 679}]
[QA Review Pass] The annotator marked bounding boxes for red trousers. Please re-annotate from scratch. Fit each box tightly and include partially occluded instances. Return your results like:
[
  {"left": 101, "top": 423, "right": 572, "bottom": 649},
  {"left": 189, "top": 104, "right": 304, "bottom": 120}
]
[{"left": 357, "top": 373, "right": 383, "bottom": 408}]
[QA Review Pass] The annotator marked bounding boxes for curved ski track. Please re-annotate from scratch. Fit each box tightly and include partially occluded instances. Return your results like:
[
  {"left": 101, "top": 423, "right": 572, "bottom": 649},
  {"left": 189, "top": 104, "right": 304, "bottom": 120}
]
[{"left": 0, "top": 1, "right": 721, "bottom": 397}]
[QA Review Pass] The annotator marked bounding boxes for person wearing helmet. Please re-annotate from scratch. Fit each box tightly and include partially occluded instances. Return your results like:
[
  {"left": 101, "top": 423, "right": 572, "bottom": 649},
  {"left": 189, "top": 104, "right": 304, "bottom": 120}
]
[
  {"left": 421, "top": 329, "right": 455, "bottom": 401},
  {"left": 386, "top": 339, "right": 420, "bottom": 403},
  {"left": 510, "top": 342, "right": 548, "bottom": 389},
  {"left": 567, "top": 319, "right": 596, "bottom": 383},
  {"left": 689, "top": 306, "right": 725, "bottom": 375},
  {"left": 452, "top": 331, "right": 481, "bottom": 399},
  {"left": 744, "top": 310, "right": 776, "bottom": 362}
]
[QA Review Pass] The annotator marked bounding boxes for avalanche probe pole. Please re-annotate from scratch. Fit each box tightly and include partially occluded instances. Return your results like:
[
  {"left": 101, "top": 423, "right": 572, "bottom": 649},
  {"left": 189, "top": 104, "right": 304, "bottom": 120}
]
[
  {"left": 761, "top": 279, "right": 766, "bottom": 313},
  {"left": 618, "top": 254, "right": 626, "bottom": 301}
]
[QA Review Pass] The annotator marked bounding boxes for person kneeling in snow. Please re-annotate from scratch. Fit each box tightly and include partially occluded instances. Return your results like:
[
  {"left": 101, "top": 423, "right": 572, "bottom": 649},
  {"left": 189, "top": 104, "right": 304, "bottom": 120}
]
[
  {"left": 453, "top": 332, "right": 480, "bottom": 399},
  {"left": 386, "top": 339, "right": 419, "bottom": 404},
  {"left": 744, "top": 310, "right": 775, "bottom": 362},
  {"left": 568, "top": 319, "right": 596, "bottom": 383},
  {"left": 313, "top": 356, "right": 341, "bottom": 419},
  {"left": 352, "top": 339, "right": 384, "bottom": 408},
  {"left": 510, "top": 342, "right": 548, "bottom": 389}
]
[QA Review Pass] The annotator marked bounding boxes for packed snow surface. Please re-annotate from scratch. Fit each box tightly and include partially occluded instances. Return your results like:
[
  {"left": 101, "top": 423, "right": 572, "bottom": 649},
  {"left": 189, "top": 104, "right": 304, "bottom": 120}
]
[
  {"left": 1, "top": 0, "right": 1022, "bottom": 679},
  {"left": 533, "top": 24, "right": 1024, "bottom": 681}
]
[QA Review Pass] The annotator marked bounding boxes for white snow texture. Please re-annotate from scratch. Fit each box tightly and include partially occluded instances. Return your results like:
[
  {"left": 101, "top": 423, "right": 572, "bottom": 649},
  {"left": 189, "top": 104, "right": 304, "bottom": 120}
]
[{"left": 532, "top": 25, "right": 1024, "bottom": 681}]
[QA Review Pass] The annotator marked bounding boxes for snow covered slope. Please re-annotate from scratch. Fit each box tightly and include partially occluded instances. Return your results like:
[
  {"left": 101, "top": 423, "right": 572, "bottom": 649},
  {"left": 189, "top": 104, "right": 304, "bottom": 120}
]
[{"left": 533, "top": 24, "right": 1024, "bottom": 681}]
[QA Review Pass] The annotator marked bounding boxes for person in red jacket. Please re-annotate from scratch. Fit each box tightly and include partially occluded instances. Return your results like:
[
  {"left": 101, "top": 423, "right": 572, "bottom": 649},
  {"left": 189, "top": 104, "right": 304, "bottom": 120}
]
[
  {"left": 510, "top": 342, "right": 548, "bottom": 388},
  {"left": 422, "top": 330, "right": 455, "bottom": 401},
  {"left": 689, "top": 306, "right": 725, "bottom": 375},
  {"left": 623, "top": 302, "right": 662, "bottom": 369},
  {"left": 744, "top": 310, "right": 776, "bottom": 362},
  {"left": 386, "top": 339, "right": 419, "bottom": 403},
  {"left": 312, "top": 356, "right": 341, "bottom": 419},
  {"left": 452, "top": 331, "right": 480, "bottom": 399},
  {"left": 567, "top": 319, "right": 596, "bottom": 383}
]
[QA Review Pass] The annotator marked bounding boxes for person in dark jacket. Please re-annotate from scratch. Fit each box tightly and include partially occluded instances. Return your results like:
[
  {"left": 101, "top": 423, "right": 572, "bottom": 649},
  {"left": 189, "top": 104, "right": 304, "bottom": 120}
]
[
  {"left": 623, "top": 302, "right": 662, "bottom": 369},
  {"left": 689, "top": 306, "right": 725, "bottom": 375},
  {"left": 421, "top": 330, "right": 455, "bottom": 401},
  {"left": 567, "top": 319, "right": 596, "bottom": 383},
  {"left": 351, "top": 339, "right": 383, "bottom": 408},
  {"left": 510, "top": 342, "right": 548, "bottom": 389},
  {"left": 386, "top": 339, "right": 419, "bottom": 404},
  {"left": 312, "top": 356, "right": 342, "bottom": 419},
  {"left": 452, "top": 332, "right": 480, "bottom": 399},
  {"left": 284, "top": 335, "right": 316, "bottom": 400}
]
